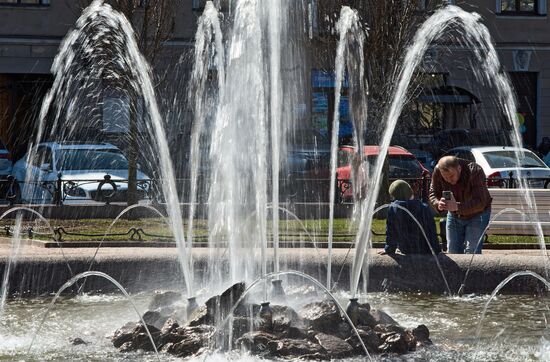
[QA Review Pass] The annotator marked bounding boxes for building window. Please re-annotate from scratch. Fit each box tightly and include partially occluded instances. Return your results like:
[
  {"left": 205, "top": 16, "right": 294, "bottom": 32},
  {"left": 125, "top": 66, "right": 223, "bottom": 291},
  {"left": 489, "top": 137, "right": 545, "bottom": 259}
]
[
  {"left": 192, "top": 0, "right": 205, "bottom": 11},
  {"left": 499, "top": 0, "right": 541, "bottom": 14},
  {"left": 0, "top": 0, "right": 50, "bottom": 5}
]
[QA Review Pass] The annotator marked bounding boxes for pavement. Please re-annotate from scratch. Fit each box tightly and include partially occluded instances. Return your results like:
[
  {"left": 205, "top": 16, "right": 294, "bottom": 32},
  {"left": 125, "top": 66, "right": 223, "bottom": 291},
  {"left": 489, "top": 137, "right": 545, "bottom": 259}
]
[{"left": 0, "top": 238, "right": 547, "bottom": 258}]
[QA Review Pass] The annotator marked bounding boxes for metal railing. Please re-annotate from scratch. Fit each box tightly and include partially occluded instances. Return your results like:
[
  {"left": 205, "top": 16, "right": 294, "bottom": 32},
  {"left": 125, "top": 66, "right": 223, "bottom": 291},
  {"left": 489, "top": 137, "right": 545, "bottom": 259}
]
[
  {"left": 0, "top": 173, "right": 546, "bottom": 207},
  {"left": 0, "top": 174, "right": 153, "bottom": 206}
]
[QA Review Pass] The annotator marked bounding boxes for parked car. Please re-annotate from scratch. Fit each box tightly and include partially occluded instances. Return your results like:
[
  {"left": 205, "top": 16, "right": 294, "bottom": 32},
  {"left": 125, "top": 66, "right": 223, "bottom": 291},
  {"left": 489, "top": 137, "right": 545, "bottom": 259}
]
[
  {"left": 286, "top": 129, "right": 331, "bottom": 176},
  {"left": 443, "top": 146, "right": 550, "bottom": 188},
  {"left": 337, "top": 145, "right": 430, "bottom": 202},
  {"left": 12, "top": 142, "right": 151, "bottom": 204},
  {"left": 426, "top": 128, "right": 510, "bottom": 160}
]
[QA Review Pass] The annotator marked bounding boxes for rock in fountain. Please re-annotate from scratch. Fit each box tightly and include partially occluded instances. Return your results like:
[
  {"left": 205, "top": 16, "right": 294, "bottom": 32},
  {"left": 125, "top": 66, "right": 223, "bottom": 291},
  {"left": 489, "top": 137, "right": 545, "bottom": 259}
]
[{"left": 111, "top": 283, "right": 432, "bottom": 359}]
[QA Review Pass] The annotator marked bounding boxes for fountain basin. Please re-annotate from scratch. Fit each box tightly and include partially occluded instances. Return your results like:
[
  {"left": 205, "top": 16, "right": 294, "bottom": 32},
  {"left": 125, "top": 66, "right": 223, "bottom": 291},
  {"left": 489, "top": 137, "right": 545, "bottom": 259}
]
[
  {"left": 1, "top": 289, "right": 547, "bottom": 361},
  {"left": 0, "top": 247, "right": 547, "bottom": 296}
]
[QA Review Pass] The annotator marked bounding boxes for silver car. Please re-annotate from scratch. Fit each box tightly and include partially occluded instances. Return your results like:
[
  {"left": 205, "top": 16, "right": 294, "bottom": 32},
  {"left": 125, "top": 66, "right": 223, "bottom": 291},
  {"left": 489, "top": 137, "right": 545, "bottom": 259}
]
[
  {"left": 444, "top": 146, "right": 550, "bottom": 188},
  {"left": 12, "top": 142, "right": 151, "bottom": 204}
]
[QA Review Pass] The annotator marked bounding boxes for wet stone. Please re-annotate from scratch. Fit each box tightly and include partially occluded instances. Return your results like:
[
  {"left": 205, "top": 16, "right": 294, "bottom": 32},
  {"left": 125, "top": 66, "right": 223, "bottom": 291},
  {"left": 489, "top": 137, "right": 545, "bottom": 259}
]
[
  {"left": 347, "top": 326, "right": 380, "bottom": 353},
  {"left": 413, "top": 324, "right": 432, "bottom": 346},
  {"left": 130, "top": 324, "right": 161, "bottom": 352},
  {"left": 334, "top": 321, "right": 353, "bottom": 340},
  {"left": 300, "top": 300, "right": 341, "bottom": 333},
  {"left": 281, "top": 326, "right": 308, "bottom": 340},
  {"left": 378, "top": 332, "right": 408, "bottom": 354},
  {"left": 68, "top": 337, "right": 88, "bottom": 345},
  {"left": 160, "top": 317, "right": 180, "bottom": 335},
  {"left": 164, "top": 335, "right": 203, "bottom": 358},
  {"left": 142, "top": 310, "right": 168, "bottom": 330},
  {"left": 374, "top": 324, "right": 406, "bottom": 336},
  {"left": 204, "top": 282, "right": 246, "bottom": 323},
  {"left": 231, "top": 316, "right": 252, "bottom": 339},
  {"left": 404, "top": 329, "right": 417, "bottom": 351},
  {"left": 236, "top": 331, "right": 278, "bottom": 355},
  {"left": 370, "top": 309, "right": 398, "bottom": 326},
  {"left": 314, "top": 332, "right": 354, "bottom": 358},
  {"left": 111, "top": 322, "right": 137, "bottom": 348},
  {"left": 234, "top": 303, "right": 261, "bottom": 318},
  {"left": 269, "top": 338, "right": 326, "bottom": 358},
  {"left": 187, "top": 305, "right": 209, "bottom": 326},
  {"left": 118, "top": 341, "right": 134, "bottom": 353},
  {"left": 148, "top": 291, "right": 182, "bottom": 310},
  {"left": 163, "top": 325, "right": 215, "bottom": 358}
]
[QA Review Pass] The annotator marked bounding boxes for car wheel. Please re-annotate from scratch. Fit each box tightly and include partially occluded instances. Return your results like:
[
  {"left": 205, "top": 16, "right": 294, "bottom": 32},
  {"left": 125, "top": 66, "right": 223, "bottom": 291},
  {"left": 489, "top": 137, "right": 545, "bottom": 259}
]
[{"left": 544, "top": 179, "right": 550, "bottom": 189}]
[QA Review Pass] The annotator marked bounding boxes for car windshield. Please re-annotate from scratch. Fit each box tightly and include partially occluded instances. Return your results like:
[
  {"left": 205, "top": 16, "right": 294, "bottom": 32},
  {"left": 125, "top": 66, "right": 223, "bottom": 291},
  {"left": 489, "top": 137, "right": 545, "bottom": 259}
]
[
  {"left": 482, "top": 150, "right": 546, "bottom": 169},
  {"left": 56, "top": 149, "right": 128, "bottom": 171},
  {"left": 388, "top": 155, "right": 423, "bottom": 177},
  {"left": 362, "top": 155, "right": 423, "bottom": 177}
]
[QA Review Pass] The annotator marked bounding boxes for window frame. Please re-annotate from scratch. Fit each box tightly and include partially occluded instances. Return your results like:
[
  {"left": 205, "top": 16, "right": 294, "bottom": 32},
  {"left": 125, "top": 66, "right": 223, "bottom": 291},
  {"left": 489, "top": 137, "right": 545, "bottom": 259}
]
[{"left": 498, "top": 0, "right": 541, "bottom": 16}]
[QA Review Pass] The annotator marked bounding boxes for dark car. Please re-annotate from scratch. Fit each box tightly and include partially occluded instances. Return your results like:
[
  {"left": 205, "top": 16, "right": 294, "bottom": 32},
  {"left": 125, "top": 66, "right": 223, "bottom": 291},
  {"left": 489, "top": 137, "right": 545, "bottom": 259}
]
[{"left": 285, "top": 129, "right": 331, "bottom": 176}]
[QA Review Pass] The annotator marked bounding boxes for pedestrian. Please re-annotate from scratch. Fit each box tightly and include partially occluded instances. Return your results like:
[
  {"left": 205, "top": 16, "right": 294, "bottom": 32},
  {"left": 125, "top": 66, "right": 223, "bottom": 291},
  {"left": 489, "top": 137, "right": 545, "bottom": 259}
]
[
  {"left": 429, "top": 156, "right": 492, "bottom": 254},
  {"left": 379, "top": 180, "right": 441, "bottom": 255}
]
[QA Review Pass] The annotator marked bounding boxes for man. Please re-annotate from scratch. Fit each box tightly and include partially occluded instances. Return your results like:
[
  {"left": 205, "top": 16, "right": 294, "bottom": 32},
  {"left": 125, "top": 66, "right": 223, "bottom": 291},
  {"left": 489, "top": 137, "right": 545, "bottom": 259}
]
[
  {"left": 380, "top": 180, "right": 441, "bottom": 255},
  {"left": 429, "top": 156, "right": 491, "bottom": 254}
]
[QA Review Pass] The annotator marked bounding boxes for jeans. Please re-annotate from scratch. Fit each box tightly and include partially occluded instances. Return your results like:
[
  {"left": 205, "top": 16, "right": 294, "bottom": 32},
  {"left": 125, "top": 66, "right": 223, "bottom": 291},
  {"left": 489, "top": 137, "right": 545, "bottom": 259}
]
[{"left": 446, "top": 208, "right": 491, "bottom": 254}]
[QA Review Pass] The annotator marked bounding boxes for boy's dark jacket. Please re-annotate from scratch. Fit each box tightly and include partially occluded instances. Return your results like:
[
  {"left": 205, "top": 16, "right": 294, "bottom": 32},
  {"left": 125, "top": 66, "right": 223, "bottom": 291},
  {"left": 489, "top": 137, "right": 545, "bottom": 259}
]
[{"left": 385, "top": 200, "right": 441, "bottom": 255}]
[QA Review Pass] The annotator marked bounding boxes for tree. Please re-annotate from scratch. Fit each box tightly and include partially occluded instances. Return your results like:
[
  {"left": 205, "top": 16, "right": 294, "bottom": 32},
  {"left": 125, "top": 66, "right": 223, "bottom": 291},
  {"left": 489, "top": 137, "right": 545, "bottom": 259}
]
[
  {"left": 312, "top": 0, "right": 447, "bottom": 205},
  {"left": 73, "top": 0, "right": 182, "bottom": 205}
]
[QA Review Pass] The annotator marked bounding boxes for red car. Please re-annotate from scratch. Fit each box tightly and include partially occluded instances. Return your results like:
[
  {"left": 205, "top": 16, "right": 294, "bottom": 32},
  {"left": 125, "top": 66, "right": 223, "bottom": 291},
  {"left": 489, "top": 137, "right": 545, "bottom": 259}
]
[{"left": 336, "top": 145, "right": 430, "bottom": 202}]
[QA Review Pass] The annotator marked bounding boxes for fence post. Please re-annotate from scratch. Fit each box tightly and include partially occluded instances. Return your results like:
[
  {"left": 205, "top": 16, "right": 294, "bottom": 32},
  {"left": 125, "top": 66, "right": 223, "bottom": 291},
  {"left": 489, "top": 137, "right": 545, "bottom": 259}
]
[{"left": 55, "top": 172, "right": 63, "bottom": 205}]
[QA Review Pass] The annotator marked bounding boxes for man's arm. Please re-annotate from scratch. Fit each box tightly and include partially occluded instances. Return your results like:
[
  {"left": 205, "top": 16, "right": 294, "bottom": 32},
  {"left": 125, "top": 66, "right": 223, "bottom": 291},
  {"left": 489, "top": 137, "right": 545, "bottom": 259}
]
[
  {"left": 456, "top": 167, "right": 490, "bottom": 215},
  {"left": 429, "top": 169, "right": 443, "bottom": 211}
]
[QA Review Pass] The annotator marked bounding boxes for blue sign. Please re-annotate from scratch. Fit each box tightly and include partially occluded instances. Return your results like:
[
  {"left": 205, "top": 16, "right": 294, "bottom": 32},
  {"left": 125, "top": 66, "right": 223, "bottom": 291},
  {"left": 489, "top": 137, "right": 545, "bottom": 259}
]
[{"left": 312, "top": 70, "right": 349, "bottom": 88}]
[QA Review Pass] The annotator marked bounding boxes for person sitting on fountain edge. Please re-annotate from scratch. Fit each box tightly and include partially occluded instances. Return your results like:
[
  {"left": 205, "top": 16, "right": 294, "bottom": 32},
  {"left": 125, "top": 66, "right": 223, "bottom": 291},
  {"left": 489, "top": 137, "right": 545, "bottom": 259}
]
[
  {"left": 429, "top": 155, "right": 492, "bottom": 254},
  {"left": 379, "top": 180, "right": 441, "bottom": 255}
]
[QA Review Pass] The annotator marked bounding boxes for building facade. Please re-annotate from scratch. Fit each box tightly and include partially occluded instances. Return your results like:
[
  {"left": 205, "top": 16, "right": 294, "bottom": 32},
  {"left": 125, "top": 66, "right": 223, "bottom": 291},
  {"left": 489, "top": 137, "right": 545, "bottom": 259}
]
[
  {"left": 0, "top": 0, "right": 198, "bottom": 158},
  {"left": 0, "top": 0, "right": 549, "bottom": 155}
]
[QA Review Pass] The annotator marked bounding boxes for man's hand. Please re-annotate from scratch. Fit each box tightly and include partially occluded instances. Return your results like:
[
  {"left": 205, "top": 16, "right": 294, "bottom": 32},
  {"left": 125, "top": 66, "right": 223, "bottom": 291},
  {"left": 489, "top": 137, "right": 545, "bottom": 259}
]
[
  {"left": 378, "top": 250, "right": 387, "bottom": 255},
  {"left": 437, "top": 198, "right": 447, "bottom": 211},
  {"left": 438, "top": 198, "right": 459, "bottom": 212},
  {"left": 444, "top": 200, "right": 459, "bottom": 212}
]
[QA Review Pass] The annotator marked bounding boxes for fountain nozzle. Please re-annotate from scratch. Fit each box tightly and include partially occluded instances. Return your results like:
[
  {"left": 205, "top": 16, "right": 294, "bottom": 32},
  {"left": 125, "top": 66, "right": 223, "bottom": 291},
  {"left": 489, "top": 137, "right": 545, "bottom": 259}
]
[
  {"left": 187, "top": 296, "right": 198, "bottom": 318},
  {"left": 270, "top": 279, "right": 285, "bottom": 298},
  {"left": 346, "top": 298, "right": 360, "bottom": 326}
]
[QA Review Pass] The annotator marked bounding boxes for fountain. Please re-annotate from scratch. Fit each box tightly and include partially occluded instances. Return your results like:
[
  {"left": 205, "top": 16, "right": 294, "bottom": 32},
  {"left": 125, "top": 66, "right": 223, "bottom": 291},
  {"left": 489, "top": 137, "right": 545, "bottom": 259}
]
[{"left": 0, "top": 1, "right": 549, "bottom": 361}]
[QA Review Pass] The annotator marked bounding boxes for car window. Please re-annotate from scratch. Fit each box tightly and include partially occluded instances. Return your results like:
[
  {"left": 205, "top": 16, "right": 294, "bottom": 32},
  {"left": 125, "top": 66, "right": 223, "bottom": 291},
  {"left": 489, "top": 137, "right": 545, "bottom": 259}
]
[
  {"left": 56, "top": 149, "right": 128, "bottom": 171},
  {"left": 387, "top": 156, "right": 423, "bottom": 178},
  {"left": 457, "top": 151, "right": 475, "bottom": 162},
  {"left": 35, "top": 146, "right": 52, "bottom": 167},
  {"left": 482, "top": 150, "right": 546, "bottom": 168}
]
